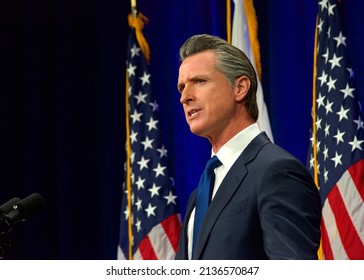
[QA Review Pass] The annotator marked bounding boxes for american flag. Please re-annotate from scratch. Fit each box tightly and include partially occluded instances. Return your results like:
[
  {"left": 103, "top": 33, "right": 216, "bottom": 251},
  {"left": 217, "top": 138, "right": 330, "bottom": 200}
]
[
  {"left": 307, "top": 0, "right": 364, "bottom": 259},
  {"left": 117, "top": 14, "right": 181, "bottom": 260}
]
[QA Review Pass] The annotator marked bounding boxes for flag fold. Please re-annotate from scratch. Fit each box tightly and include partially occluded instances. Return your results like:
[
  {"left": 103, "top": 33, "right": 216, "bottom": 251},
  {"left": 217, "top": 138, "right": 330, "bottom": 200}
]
[{"left": 307, "top": 0, "right": 364, "bottom": 260}]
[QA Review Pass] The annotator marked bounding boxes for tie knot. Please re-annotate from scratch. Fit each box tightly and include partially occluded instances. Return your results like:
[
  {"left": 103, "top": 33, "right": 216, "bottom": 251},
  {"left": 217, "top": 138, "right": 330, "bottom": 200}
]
[{"left": 206, "top": 155, "right": 222, "bottom": 170}]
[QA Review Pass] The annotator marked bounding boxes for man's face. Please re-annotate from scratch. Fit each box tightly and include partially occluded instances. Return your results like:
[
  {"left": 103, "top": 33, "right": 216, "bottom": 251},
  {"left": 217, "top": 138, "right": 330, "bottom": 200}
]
[{"left": 177, "top": 51, "right": 238, "bottom": 141}]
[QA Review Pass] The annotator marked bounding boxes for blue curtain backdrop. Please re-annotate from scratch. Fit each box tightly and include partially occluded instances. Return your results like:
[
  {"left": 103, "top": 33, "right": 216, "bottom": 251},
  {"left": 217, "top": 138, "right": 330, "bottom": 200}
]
[{"left": 1, "top": 0, "right": 363, "bottom": 259}]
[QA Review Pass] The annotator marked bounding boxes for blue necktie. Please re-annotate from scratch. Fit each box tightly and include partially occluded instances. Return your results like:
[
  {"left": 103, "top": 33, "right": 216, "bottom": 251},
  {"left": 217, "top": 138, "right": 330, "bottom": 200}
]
[{"left": 192, "top": 155, "right": 222, "bottom": 255}]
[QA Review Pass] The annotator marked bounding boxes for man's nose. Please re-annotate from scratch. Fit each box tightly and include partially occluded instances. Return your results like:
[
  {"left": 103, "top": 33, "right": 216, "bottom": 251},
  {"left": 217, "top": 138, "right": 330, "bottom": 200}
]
[{"left": 180, "top": 86, "right": 194, "bottom": 104}]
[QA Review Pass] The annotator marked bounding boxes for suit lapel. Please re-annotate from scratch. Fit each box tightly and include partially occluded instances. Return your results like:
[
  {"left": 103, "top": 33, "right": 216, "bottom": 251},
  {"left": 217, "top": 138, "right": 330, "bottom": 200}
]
[
  {"left": 179, "top": 190, "right": 196, "bottom": 259},
  {"left": 193, "top": 132, "right": 271, "bottom": 259}
]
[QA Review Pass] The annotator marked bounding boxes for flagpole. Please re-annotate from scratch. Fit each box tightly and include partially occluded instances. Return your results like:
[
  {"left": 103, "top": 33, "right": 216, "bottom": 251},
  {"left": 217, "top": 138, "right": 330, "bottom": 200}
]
[
  {"left": 226, "top": 0, "right": 231, "bottom": 43},
  {"left": 311, "top": 15, "right": 323, "bottom": 261},
  {"left": 127, "top": 1, "right": 150, "bottom": 64},
  {"left": 125, "top": 0, "right": 138, "bottom": 260},
  {"left": 130, "top": 0, "right": 137, "bottom": 18}
]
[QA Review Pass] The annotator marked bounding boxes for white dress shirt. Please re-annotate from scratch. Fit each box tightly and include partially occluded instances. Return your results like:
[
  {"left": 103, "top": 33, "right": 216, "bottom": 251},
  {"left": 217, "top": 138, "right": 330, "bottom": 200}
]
[{"left": 187, "top": 123, "right": 261, "bottom": 259}]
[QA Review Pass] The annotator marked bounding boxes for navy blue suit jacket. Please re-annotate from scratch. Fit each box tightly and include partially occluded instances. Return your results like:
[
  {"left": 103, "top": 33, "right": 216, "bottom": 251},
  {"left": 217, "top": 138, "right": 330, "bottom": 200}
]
[{"left": 175, "top": 132, "right": 321, "bottom": 260}]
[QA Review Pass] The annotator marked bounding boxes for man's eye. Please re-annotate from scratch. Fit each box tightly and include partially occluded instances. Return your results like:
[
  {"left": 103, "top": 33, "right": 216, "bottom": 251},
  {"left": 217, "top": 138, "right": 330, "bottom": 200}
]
[{"left": 178, "top": 85, "right": 184, "bottom": 93}]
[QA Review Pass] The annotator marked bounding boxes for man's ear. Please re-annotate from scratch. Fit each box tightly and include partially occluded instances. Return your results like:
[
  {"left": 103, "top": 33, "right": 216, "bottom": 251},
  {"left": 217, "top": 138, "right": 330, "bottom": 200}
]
[{"left": 234, "top": 75, "right": 251, "bottom": 102}]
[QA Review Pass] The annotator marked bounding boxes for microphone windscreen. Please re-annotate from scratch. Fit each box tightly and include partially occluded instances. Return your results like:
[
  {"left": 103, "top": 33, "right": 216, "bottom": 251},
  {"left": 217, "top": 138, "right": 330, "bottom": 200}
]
[
  {"left": 0, "top": 197, "right": 21, "bottom": 214},
  {"left": 15, "top": 193, "right": 45, "bottom": 219}
]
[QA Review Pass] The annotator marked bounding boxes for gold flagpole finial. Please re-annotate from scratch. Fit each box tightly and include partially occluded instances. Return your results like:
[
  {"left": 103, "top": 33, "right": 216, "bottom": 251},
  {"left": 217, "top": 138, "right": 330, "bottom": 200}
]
[
  {"left": 127, "top": 1, "right": 151, "bottom": 64},
  {"left": 130, "top": 0, "right": 137, "bottom": 18}
]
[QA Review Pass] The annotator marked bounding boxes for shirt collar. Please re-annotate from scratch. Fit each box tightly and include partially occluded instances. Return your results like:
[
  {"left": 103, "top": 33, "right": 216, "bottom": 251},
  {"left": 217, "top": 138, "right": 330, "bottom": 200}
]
[{"left": 212, "top": 123, "right": 261, "bottom": 170}]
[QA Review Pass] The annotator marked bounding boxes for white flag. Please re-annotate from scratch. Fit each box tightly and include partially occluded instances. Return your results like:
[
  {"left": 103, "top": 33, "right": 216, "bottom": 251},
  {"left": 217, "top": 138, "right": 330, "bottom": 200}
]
[{"left": 232, "top": 0, "right": 274, "bottom": 142}]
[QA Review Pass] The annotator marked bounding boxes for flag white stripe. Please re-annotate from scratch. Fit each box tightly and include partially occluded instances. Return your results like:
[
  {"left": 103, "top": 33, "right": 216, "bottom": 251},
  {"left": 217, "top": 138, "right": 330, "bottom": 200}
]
[
  {"left": 117, "top": 245, "right": 127, "bottom": 260},
  {"left": 336, "top": 170, "right": 364, "bottom": 245},
  {"left": 148, "top": 223, "right": 175, "bottom": 260},
  {"left": 134, "top": 249, "right": 143, "bottom": 260},
  {"left": 322, "top": 196, "right": 348, "bottom": 259},
  {"left": 118, "top": 244, "right": 144, "bottom": 260}
]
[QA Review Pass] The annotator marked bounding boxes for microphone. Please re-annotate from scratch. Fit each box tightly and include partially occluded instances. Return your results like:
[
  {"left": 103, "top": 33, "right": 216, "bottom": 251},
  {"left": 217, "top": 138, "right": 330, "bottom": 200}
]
[
  {"left": 0, "top": 197, "right": 21, "bottom": 214},
  {"left": 0, "top": 193, "right": 45, "bottom": 235}
]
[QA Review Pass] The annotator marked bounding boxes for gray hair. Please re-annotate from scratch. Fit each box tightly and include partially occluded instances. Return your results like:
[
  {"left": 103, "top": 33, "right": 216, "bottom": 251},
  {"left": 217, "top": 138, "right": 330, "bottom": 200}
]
[{"left": 179, "top": 34, "right": 258, "bottom": 121}]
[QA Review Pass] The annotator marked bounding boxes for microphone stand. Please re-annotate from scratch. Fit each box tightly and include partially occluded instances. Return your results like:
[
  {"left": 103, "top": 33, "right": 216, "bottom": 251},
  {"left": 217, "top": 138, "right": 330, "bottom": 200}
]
[
  {"left": 0, "top": 216, "right": 12, "bottom": 259},
  {"left": 0, "top": 233, "right": 10, "bottom": 259},
  {"left": 0, "top": 194, "right": 45, "bottom": 259}
]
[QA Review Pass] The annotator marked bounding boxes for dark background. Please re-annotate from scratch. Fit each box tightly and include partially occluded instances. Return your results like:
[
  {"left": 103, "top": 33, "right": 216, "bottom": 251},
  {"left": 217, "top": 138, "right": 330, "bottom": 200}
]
[{"left": 1, "top": 0, "right": 363, "bottom": 259}]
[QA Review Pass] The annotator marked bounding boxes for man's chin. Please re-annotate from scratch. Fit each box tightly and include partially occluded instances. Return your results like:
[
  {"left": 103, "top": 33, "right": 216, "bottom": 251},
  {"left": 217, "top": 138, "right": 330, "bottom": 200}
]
[{"left": 189, "top": 126, "right": 204, "bottom": 137}]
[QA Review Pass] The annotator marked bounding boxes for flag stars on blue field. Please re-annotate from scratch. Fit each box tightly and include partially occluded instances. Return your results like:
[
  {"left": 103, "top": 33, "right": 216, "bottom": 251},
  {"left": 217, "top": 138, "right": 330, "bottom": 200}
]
[
  {"left": 354, "top": 116, "right": 364, "bottom": 130},
  {"left": 329, "top": 53, "right": 342, "bottom": 70},
  {"left": 316, "top": 117, "right": 323, "bottom": 130},
  {"left": 327, "top": 2, "right": 335, "bottom": 15},
  {"left": 153, "top": 163, "right": 166, "bottom": 178},
  {"left": 322, "top": 49, "right": 329, "bottom": 63},
  {"left": 130, "top": 152, "right": 135, "bottom": 164},
  {"left": 323, "top": 145, "right": 329, "bottom": 160},
  {"left": 331, "top": 152, "right": 342, "bottom": 167},
  {"left": 130, "top": 130, "right": 138, "bottom": 143},
  {"left": 135, "top": 219, "right": 142, "bottom": 232},
  {"left": 333, "top": 129, "right": 345, "bottom": 144},
  {"left": 318, "top": 71, "right": 328, "bottom": 85},
  {"left": 145, "top": 203, "right": 157, "bottom": 217},
  {"left": 150, "top": 100, "right": 159, "bottom": 112},
  {"left": 325, "top": 99, "right": 333, "bottom": 114},
  {"left": 123, "top": 208, "right": 129, "bottom": 221},
  {"left": 134, "top": 91, "right": 148, "bottom": 104},
  {"left": 130, "top": 110, "right": 142, "bottom": 123},
  {"left": 135, "top": 199, "right": 142, "bottom": 211},
  {"left": 148, "top": 183, "right": 161, "bottom": 198},
  {"left": 323, "top": 168, "right": 329, "bottom": 183},
  {"left": 340, "top": 84, "right": 354, "bottom": 99},
  {"left": 318, "top": 0, "right": 329, "bottom": 11},
  {"left": 324, "top": 124, "right": 330, "bottom": 136},
  {"left": 137, "top": 156, "right": 150, "bottom": 170},
  {"left": 146, "top": 117, "right": 158, "bottom": 131},
  {"left": 140, "top": 72, "right": 150, "bottom": 85},
  {"left": 347, "top": 68, "right": 354, "bottom": 79},
  {"left": 349, "top": 136, "right": 364, "bottom": 152},
  {"left": 327, "top": 76, "right": 336, "bottom": 92},
  {"left": 317, "top": 93, "right": 325, "bottom": 107},
  {"left": 127, "top": 85, "right": 133, "bottom": 97},
  {"left": 337, "top": 106, "right": 349, "bottom": 121},
  {"left": 164, "top": 191, "right": 178, "bottom": 205},
  {"left": 130, "top": 44, "right": 141, "bottom": 58},
  {"left": 135, "top": 176, "right": 145, "bottom": 190},
  {"left": 333, "top": 32, "right": 346, "bottom": 47},
  {"left": 141, "top": 136, "right": 154, "bottom": 150},
  {"left": 123, "top": 192, "right": 135, "bottom": 220},
  {"left": 127, "top": 63, "right": 137, "bottom": 77},
  {"left": 157, "top": 145, "right": 168, "bottom": 158}
]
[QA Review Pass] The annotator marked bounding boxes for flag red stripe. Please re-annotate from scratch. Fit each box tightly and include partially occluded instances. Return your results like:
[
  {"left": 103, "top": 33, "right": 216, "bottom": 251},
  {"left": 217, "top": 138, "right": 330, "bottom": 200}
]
[
  {"left": 138, "top": 235, "right": 158, "bottom": 260},
  {"left": 348, "top": 159, "right": 364, "bottom": 201},
  {"left": 321, "top": 218, "right": 334, "bottom": 259},
  {"left": 161, "top": 214, "right": 181, "bottom": 252},
  {"left": 328, "top": 185, "right": 364, "bottom": 259}
]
